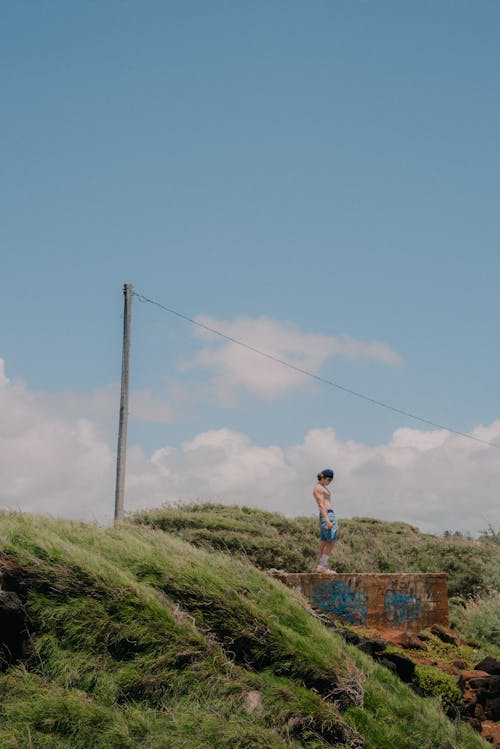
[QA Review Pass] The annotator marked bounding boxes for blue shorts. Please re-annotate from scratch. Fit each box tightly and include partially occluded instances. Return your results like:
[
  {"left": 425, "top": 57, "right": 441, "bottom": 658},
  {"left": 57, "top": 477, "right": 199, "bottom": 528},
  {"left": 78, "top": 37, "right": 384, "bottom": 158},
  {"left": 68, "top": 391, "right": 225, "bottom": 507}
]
[{"left": 319, "top": 509, "right": 338, "bottom": 541}]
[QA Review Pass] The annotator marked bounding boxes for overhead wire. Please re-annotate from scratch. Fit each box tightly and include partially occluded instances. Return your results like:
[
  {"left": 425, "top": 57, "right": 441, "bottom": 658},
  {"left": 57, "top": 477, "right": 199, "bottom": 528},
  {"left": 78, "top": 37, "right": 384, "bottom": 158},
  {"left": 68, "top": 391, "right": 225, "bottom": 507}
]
[{"left": 133, "top": 290, "right": 500, "bottom": 450}]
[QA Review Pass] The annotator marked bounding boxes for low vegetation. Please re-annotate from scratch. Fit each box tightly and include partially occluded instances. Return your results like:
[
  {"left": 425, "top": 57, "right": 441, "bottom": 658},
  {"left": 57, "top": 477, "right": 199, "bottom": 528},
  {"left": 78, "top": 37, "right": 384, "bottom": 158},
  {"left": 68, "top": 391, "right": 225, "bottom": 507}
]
[
  {"left": 0, "top": 510, "right": 494, "bottom": 748},
  {"left": 449, "top": 591, "right": 500, "bottom": 652},
  {"left": 133, "top": 503, "right": 500, "bottom": 603},
  {"left": 415, "top": 665, "right": 463, "bottom": 712}
]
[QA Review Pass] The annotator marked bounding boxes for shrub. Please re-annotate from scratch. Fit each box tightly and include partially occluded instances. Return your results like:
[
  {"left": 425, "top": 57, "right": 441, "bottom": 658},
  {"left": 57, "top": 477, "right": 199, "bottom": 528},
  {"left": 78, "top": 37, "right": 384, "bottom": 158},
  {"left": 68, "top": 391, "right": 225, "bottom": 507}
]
[
  {"left": 415, "top": 665, "right": 462, "bottom": 712},
  {"left": 450, "top": 591, "right": 500, "bottom": 651}
]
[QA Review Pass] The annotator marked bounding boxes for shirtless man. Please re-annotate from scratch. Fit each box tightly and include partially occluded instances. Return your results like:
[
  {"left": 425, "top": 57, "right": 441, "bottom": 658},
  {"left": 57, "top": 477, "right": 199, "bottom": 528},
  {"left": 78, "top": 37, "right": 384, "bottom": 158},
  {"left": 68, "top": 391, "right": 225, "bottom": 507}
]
[{"left": 313, "top": 468, "right": 338, "bottom": 574}]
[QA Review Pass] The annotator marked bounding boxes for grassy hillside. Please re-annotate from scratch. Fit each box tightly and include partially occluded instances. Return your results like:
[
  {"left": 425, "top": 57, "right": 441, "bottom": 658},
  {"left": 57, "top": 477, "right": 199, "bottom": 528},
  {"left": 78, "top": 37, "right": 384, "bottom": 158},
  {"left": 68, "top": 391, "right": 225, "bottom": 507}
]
[
  {"left": 132, "top": 504, "right": 500, "bottom": 594},
  {"left": 0, "top": 512, "right": 492, "bottom": 749},
  {"left": 133, "top": 504, "right": 500, "bottom": 653}
]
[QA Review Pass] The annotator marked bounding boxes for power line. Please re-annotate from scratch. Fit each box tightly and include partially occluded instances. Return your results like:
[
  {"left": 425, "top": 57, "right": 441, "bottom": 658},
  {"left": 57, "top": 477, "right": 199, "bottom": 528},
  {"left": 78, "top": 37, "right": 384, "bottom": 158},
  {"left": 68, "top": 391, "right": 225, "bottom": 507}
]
[{"left": 133, "top": 290, "right": 500, "bottom": 450}]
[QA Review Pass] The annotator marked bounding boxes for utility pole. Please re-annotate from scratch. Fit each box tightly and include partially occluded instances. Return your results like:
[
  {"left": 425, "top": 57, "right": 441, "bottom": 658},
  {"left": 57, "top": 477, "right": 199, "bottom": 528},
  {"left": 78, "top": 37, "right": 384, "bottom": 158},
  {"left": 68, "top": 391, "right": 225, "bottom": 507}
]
[{"left": 114, "top": 283, "right": 132, "bottom": 524}]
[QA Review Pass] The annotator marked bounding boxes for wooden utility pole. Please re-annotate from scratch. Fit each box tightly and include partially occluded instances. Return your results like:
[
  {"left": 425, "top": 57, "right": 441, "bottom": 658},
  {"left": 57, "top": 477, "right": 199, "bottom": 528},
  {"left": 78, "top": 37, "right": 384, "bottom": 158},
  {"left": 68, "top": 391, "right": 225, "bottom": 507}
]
[{"left": 114, "top": 283, "right": 132, "bottom": 523}]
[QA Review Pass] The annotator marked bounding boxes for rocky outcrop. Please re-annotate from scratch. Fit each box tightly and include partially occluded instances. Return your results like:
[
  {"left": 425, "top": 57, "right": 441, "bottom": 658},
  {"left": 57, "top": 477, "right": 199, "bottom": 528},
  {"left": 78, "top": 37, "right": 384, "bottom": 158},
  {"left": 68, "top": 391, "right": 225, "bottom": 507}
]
[
  {"left": 336, "top": 629, "right": 420, "bottom": 689},
  {"left": 333, "top": 625, "right": 500, "bottom": 747},
  {"left": 462, "top": 664, "right": 500, "bottom": 728},
  {"left": 0, "top": 557, "right": 31, "bottom": 669}
]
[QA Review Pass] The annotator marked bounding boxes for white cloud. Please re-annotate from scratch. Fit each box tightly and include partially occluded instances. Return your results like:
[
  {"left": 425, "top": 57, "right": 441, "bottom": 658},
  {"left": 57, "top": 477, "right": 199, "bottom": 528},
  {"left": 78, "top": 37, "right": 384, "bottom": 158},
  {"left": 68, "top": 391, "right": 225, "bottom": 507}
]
[
  {"left": 127, "top": 422, "right": 500, "bottom": 535},
  {"left": 152, "top": 429, "right": 289, "bottom": 495},
  {"left": 128, "top": 389, "right": 178, "bottom": 423},
  {"left": 55, "top": 386, "right": 177, "bottom": 427},
  {"left": 179, "top": 315, "right": 402, "bottom": 402},
  {"left": 0, "top": 358, "right": 498, "bottom": 536},
  {"left": 0, "top": 358, "right": 9, "bottom": 387}
]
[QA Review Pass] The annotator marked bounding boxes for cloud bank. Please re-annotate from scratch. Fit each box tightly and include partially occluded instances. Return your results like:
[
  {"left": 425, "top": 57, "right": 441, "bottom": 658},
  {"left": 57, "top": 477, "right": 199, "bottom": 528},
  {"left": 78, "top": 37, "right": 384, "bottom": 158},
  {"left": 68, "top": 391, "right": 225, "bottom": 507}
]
[
  {"left": 1, "top": 358, "right": 498, "bottom": 535},
  {"left": 180, "top": 315, "right": 402, "bottom": 403}
]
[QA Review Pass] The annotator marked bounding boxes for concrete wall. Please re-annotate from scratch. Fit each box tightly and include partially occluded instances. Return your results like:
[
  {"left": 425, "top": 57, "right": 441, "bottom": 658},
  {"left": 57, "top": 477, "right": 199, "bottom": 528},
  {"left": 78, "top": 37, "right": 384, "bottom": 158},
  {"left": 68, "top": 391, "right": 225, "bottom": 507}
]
[{"left": 270, "top": 572, "right": 448, "bottom": 631}]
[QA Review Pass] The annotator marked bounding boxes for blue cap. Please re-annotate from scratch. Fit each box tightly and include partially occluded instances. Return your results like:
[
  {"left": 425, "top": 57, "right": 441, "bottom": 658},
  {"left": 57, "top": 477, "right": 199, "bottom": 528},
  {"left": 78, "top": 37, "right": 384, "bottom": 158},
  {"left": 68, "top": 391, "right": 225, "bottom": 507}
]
[{"left": 321, "top": 468, "right": 334, "bottom": 478}]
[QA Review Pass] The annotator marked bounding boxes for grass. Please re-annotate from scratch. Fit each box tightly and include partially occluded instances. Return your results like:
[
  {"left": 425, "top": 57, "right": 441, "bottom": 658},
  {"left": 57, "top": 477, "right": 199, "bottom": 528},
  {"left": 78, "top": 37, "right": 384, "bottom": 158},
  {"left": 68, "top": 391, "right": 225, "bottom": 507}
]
[
  {"left": 0, "top": 510, "right": 494, "bottom": 748},
  {"left": 130, "top": 504, "right": 500, "bottom": 612},
  {"left": 415, "top": 665, "right": 463, "bottom": 712},
  {"left": 133, "top": 503, "right": 500, "bottom": 601},
  {"left": 449, "top": 591, "right": 500, "bottom": 651}
]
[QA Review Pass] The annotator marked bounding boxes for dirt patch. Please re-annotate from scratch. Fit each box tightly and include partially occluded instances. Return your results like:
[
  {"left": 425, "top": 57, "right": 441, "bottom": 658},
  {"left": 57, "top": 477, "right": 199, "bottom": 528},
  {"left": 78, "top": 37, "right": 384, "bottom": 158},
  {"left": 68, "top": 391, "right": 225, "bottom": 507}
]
[{"left": 483, "top": 720, "right": 500, "bottom": 746}]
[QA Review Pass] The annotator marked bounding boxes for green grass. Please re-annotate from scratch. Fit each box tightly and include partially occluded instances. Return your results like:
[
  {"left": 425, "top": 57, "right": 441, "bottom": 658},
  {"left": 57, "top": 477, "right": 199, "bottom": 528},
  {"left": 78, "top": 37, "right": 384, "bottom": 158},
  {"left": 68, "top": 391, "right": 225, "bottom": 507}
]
[
  {"left": 133, "top": 503, "right": 500, "bottom": 600},
  {"left": 388, "top": 630, "right": 480, "bottom": 671},
  {"left": 415, "top": 665, "right": 463, "bottom": 712},
  {"left": 0, "top": 511, "right": 493, "bottom": 748},
  {"left": 450, "top": 591, "right": 500, "bottom": 652}
]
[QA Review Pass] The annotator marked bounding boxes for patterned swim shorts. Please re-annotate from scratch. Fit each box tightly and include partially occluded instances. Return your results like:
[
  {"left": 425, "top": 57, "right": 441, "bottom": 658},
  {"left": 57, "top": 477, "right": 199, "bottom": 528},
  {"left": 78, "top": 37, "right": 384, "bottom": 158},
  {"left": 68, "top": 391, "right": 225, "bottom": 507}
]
[{"left": 319, "top": 509, "right": 338, "bottom": 541}]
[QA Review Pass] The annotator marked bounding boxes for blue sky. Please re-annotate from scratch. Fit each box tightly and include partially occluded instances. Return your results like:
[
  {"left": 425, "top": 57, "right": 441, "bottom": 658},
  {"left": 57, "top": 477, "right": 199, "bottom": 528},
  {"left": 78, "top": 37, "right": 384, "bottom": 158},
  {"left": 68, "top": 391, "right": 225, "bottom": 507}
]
[{"left": 1, "top": 1, "right": 499, "bottom": 534}]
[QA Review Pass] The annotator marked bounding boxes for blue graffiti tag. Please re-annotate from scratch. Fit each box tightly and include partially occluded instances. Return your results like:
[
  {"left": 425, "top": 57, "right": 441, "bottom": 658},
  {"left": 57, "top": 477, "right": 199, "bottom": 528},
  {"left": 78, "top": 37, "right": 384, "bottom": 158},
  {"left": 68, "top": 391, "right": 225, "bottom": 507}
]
[
  {"left": 384, "top": 589, "right": 421, "bottom": 624},
  {"left": 312, "top": 580, "right": 368, "bottom": 625}
]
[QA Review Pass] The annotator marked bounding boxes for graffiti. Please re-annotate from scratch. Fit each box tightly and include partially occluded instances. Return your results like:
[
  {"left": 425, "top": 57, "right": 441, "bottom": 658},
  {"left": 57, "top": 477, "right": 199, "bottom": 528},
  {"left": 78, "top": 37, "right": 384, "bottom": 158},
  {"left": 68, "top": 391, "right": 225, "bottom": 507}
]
[
  {"left": 312, "top": 580, "right": 368, "bottom": 625},
  {"left": 384, "top": 589, "right": 421, "bottom": 624}
]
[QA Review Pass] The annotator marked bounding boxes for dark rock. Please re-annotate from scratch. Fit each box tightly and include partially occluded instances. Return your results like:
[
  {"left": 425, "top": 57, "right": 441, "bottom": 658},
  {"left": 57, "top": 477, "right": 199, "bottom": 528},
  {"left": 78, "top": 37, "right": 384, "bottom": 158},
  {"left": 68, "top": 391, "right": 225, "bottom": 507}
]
[
  {"left": 485, "top": 696, "right": 500, "bottom": 722},
  {"left": 474, "top": 704, "right": 485, "bottom": 719},
  {"left": 466, "top": 717, "right": 483, "bottom": 733},
  {"left": 475, "top": 657, "right": 500, "bottom": 676},
  {"left": 336, "top": 629, "right": 362, "bottom": 646},
  {"left": 416, "top": 632, "right": 430, "bottom": 642},
  {"left": 400, "top": 632, "right": 427, "bottom": 651},
  {"left": 469, "top": 675, "right": 500, "bottom": 699},
  {"left": 445, "top": 703, "right": 461, "bottom": 721},
  {"left": 376, "top": 652, "right": 416, "bottom": 683},
  {"left": 461, "top": 698, "right": 477, "bottom": 717},
  {"left": 358, "top": 638, "right": 386, "bottom": 656},
  {"left": 465, "top": 639, "right": 481, "bottom": 648},
  {"left": 409, "top": 681, "right": 425, "bottom": 697},
  {"left": 378, "top": 657, "right": 398, "bottom": 675},
  {"left": 430, "top": 624, "right": 459, "bottom": 645},
  {"left": 0, "top": 590, "right": 27, "bottom": 670},
  {"left": 0, "top": 558, "right": 29, "bottom": 598},
  {"left": 0, "top": 590, "right": 23, "bottom": 611}
]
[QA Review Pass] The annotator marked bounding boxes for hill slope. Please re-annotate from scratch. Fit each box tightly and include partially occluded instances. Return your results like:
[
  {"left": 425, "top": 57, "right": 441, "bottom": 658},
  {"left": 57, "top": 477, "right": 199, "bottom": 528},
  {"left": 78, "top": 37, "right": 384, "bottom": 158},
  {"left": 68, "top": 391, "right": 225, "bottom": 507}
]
[
  {"left": 0, "top": 512, "right": 494, "bottom": 748},
  {"left": 132, "top": 503, "right": 500, "bottom": 598},
  {"left": 133, "top": 504, "right": 500, "bottom": 656}
]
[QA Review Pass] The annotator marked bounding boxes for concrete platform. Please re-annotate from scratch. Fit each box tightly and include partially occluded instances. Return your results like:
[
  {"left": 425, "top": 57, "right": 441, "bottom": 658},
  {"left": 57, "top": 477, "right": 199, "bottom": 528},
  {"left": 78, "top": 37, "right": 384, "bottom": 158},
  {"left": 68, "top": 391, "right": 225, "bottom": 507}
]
[{"left": 269, "top": 571, "right": 448, "bottom": 631}]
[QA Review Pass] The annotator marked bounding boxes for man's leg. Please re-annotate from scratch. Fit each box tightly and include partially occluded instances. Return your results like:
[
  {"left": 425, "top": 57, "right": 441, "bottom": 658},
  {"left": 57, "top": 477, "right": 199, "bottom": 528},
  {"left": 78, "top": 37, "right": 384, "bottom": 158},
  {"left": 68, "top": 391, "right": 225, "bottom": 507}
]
[
  {"left": 317, "top": 540, "right": 337, "bottom": 572},
  {"left": 317, "top": 539, "right": 332, "bottom": 571},
  {"left": 326, "top": 540, "right": 336, "bottom": 569},
  {"left": 318, "top": 540, "right": 326, "bottom": 566}
]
